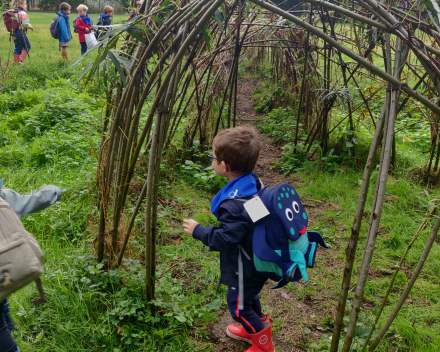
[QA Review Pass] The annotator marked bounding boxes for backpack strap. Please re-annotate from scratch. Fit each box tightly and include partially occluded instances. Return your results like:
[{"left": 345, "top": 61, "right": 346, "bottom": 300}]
[{"left": 31, "top": 277, "right": 48, "bottom": 306}]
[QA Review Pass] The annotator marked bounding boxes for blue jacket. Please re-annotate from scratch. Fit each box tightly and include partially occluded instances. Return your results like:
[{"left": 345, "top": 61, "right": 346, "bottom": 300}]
[
  {"left": 57, "top": 11, "right": 72, "bottom": 42},
  {"left": 192, "top": 175, "right": 266, "bottom": 287},
  {"left": 97, "top": 14, "right": 112, "bottom": 28},
  {"left": 95, "top": 14, "right": 112, "bottom": 38}
]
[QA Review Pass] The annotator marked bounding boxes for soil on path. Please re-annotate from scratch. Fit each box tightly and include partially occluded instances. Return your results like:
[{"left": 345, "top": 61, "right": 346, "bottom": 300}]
[{"left": 203, "top": 79, "right": 346, "bottom": 352}]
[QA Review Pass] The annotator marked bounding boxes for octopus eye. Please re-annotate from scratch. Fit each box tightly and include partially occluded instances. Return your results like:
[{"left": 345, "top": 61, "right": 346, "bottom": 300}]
[
  {"left": 285, "top": 208, "right": 293, "bottom": 221},
  {"left": 292, "top": 201, "right": 300, "bottom": 213}
]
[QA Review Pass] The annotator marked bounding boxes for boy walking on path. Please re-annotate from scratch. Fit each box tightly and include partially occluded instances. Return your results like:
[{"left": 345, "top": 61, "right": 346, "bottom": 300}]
[
  {"left": 57, "top": 2, "right": 72, "bottom": 61},
  {"left": 75, "top": 4, "right": 93, "bottom": 55},
  {"left": 183, "top": 127, "right": 275, "bottom": 352},
  {"left": 9, "top": 0, "right": 33, "bottom": 64},
  {"left": 95, "top": 5, "right": 113, "bottom": 39}
]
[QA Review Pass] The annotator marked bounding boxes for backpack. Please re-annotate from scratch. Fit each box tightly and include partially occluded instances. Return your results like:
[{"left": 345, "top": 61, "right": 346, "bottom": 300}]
[
  {"left": 240, "top": 183, "right": 328, "bottom": 289},
  {"left": 2, "top": 10, "right": 19, "bottom": 33},
  {"left": 73, "top": 16, "right": 82, "bottom": 33},
  {"left": 49, "top": 14, "right": 61, "bottom": 39},
  {"left": 0, "top": 197, "right": 47, "bottom": 305}
]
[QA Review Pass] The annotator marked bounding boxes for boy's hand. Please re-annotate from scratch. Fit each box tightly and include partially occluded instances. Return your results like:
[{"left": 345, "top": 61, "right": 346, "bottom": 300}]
[{"left": 183, "top": 219, "right": 199, "bottom": 235}]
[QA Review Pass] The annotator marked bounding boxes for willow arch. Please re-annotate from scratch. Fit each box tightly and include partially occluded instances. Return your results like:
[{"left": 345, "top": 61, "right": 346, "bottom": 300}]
[{"left": 79, "top": 0, "right": 440, "bottom": 350}]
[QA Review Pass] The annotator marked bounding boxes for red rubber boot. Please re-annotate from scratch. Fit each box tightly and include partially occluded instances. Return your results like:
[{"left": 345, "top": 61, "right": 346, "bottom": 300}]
[
  {"left": 13, "top": 54, "right": 20, "bottom": 63},
  {"left": 19, "top": 50, "right": 28, "bottom": 62},
  {"left": 226, "top": 313, "right": 273, "bottom": 343},
  {"left": 244, "top": 323, "right": 275, "bottom": 352}
]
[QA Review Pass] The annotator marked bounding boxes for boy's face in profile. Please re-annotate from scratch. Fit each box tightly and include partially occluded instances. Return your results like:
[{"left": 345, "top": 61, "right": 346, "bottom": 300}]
[
  {"left": 211, "top": 147, "right": 228, "bottom": 178},
  {"left": 106, "top": 11, "right": 113, "bottom": 16},
  {"left": 78, "top": 9, "right": 87, "bottom": 17},
  {"left": 62, "top": 8, "right": 71, "bottom": 15}
]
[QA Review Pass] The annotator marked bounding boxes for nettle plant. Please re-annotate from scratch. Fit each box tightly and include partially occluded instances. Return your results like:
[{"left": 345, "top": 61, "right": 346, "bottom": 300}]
[
  {"left": 179, "top": 159, "right": 227, "bottom": 192},
  {"left": 181, "top": 160, "right": 217, "bottom": 183}
]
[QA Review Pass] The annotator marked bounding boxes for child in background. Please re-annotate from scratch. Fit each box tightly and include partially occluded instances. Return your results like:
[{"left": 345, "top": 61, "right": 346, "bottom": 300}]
[
  {"left": 57, "top": 2, "right": 72, "bottom": 60},
  {"left": 95, "top": 5, "right": 113, "bottom": 39},
  {"left": 183, "top": 127, "right": 275, "bottom": 352},
  {"left": 10, "top": 0, "right": 33, "bottom": 64},
  {"left": 127, "top": 0, "right": 142, "bottom": 20},
  {"left": 75, "top": 4, "right": 93, "bottom": 55}
]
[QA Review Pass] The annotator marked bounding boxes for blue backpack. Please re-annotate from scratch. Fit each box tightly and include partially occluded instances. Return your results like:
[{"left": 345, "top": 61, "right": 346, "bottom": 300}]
[{"left": 243, "top": 183, "right": 328, "bottom": 289}]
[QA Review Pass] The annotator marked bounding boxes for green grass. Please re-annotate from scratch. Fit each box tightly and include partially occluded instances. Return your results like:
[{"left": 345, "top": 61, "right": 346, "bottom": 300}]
[
  {"left": 0, "top": 69, "right": 224, "bottom": 350},
  {"left": 1, "top": 14, "right": 440, "bottom": 351}
]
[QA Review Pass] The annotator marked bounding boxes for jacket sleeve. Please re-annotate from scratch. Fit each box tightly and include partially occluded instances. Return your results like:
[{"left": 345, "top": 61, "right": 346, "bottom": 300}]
[
  {"left": 103, "top": 18, "right": 111, "bottom": 31},
  {"left": 59, "top": 17, "right": 70, "bottom": 41},
  {"left": 75, "top": 18, "right": 88, "bottom": 32},
  {"left": 18, "top": 11, "right": 32, "bottom": 28},
  {"left": 192, "top": 202, "right": 252, "bottom": 251},
  {"left": 0, "top": 185, "right": 62, "bottom": 219}
]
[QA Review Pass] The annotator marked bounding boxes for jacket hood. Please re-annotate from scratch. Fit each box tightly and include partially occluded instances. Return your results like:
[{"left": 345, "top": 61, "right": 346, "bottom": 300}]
[
  {"left": 210, "top": 172, "right": 257, "bottom": 218},
  {"left": 58, "top": 11, "right": 69, "bottom": 20},
  {"left": 80, "top": 14, "right": 93, "bottom": 25}
]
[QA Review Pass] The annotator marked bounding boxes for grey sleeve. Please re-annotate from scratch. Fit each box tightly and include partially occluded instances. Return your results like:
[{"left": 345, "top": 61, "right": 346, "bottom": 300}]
[{"left": 0, "top": 185, "right": 62, "bottom": 219}]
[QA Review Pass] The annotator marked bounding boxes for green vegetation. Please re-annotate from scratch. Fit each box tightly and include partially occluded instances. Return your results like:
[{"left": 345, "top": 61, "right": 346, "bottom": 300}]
[
  {"left": 1, "top": 7, "right": 440, "bottom": 352},
  {"left": 251, "top": 60, "right": 440, "bottom": 351}
]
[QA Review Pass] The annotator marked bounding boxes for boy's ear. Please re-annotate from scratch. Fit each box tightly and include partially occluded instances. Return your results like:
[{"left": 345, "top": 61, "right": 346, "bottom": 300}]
[{"left": 221, "top": 161, "right": 230, "bottom": 172}]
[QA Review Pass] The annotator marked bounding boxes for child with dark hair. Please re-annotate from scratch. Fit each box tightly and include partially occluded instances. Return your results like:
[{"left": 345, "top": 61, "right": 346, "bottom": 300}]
[
  {"left": 183, "top": 127, "right": 275, "bottom": 352},
  {"left": 9, "top": 0, "right": 33, "bottom": 64},
  {"left": 57, "top": 2, "right": 72, "bottom": 60}
]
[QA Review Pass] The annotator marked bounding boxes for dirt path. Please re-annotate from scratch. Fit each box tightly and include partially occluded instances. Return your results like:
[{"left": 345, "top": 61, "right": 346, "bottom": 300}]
[
  {"left": 235, "top": 79, "right": 286, "bottom": 186},
  {"left": 205, "top": 79, "right": 345, "bottom": 352}
]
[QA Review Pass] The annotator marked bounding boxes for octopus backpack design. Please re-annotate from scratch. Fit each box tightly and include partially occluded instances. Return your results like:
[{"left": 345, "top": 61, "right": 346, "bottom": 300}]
[{"left": 245, "top": 183, "right": 328, "bottom": 289}]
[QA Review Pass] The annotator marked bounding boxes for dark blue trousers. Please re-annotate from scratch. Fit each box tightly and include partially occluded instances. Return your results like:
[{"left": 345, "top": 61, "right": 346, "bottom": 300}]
[
  {"left": 14, "top": 29, "right": 31, "bottom": 55},
  {"left": 80, "top": 42, "right": 87, "bottom": 55},
  {"left": 226, "top": 282, "right": 265, "bottom": 334},
  {"left": 0, "top": 301, "right": 17, "bottom": 352}
]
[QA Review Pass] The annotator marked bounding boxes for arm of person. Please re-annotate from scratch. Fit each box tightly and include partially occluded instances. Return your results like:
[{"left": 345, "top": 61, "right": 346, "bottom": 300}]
[
  {"left": 184, "top": 202, "right": 252, "bottom": 251},
  {"left": 0, "top": 185, "right": 62, "bottom": 219},
  {"left": 59, "top": 17, "right": 69, "bottom": 40},
  {"left": 104, "top": 19, "right": 111, "bottom": 32},
  {"left": 75, "top": 18, "right": 88, "bottom": 33},
  {"left": 18, "top": 11, "right": 33, "bottom": 30}
]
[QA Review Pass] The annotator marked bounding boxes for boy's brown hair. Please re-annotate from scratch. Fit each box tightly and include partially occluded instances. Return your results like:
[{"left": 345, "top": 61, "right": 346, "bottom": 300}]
[
  {"left": 213, "top": 127, "right": 260, "bottom": 174},
  {"left": 103, "top": 5, "right": 114, "bottom": 14},
  {"left": 59, "top": 2, "right": 71, "bottom": 11}
]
